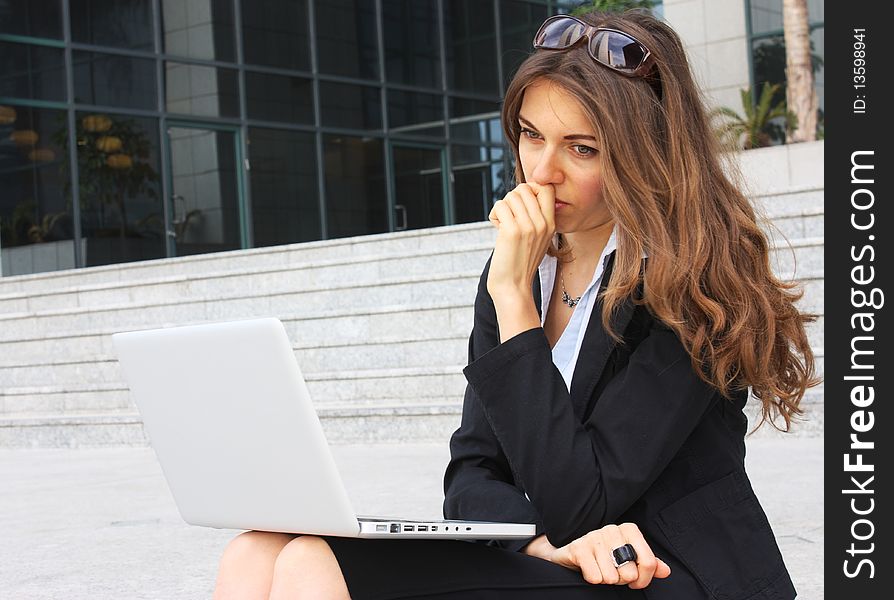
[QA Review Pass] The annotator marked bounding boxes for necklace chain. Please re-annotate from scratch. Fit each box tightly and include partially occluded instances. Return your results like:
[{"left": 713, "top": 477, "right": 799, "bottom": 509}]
[{"left": 561, "top": 275, "right": 581, "bottom": 308}]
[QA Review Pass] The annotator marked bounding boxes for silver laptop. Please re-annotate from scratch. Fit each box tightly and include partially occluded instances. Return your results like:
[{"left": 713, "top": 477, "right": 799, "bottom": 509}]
[{"left": 111, "top": 317, "right": 535, "bottom": 540}]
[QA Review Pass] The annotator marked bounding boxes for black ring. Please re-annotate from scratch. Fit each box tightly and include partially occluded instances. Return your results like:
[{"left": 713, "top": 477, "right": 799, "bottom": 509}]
[{"left": 612, "top": 543, "right": 638, "bottom": 567}]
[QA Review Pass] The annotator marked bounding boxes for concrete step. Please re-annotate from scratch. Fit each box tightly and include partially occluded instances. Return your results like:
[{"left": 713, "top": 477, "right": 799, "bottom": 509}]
[
  {"left": 0, "top": 335, "right": 470, "bottom": 389},
  {"left": 0, "top": 223, "right": 499, "bottom": 298},
  {"left": 0, "top": 384, "right": 826, "bottom": 448},
  {"left": 0, "top": 233, "right": 821, "bottom": 317},
  {"left": 0, "top": 301, "right": 474, "bottom": 364},
  {"left": 752, "top": 187, "right": 823, "bottom": 218},
  {"left": 0, "top": 261, "right": 823, "bottom": 342},
  {"left": 1, "top": 348, "right": 824, "bottom": 416},
  {"left": 0, "top": 402, "right": 466, "bottom": 448},
  {"left": 0, "top": 270, "right": 484, "bottom": 342},
  {"left": 0, "top": 243, "right": 494, "bottom": 315}
]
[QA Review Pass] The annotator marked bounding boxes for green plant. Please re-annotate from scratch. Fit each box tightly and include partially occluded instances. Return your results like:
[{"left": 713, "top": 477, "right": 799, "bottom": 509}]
[
  {"left": 712, "top": 82, "right": 797, "bottom": 150},
  {"left": 570, "top": 0, "right": 658, "bottom": 15},
  {"left": 52, "top": 114, "right": 160, "bottom": 239}
]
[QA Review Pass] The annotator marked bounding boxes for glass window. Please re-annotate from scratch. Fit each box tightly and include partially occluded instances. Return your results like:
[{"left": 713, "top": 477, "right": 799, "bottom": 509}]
[
  {"left": 449, "top": 97, "right": 501, "bottom": 143},
  {"left": 323, "top": 135, "right": 387, "bottom": 238},
  {"left": 245, "top": 71, "right": 313, "bottom": 125},
  {"left": 388, "top": 90, "right": 444, "bottom": 138},
  {"left": 70, "top": 0, "right": 154, "bottom": 52},
  {"left": 72, "top": 51, "right": 157, "bottom": 110},
  {"left": 444, "top": 0, "right": 499, "bottom": 95},
  {"left": 451, "top": 143, "right": 503, "bottom": 224},
  {"left": 812, "top": 26, "right": 824, "bottom": 114},
  {"left": 74, "top": 112, "right": 165, "bottom": 266},
  {"left": 248, "top": 127, "right": 320, "bottom": 246},
  {"left": 161, "top": 0, "right": 236, "bottom": 62},
  {"left": 0, "top": 41, "right": 66, "bottom": 102},
  {"left": 167, "top": 126, "right": 241, "bottom": 256},
  {"left": 0, "top": 0, "right": 63, "bottom": 39},
  {"left": 315, "top": 0, "right": 379, "bottom": 80},
  {"left": 382, "top": 0, "right": 440, "bottom": 89},
  {"left": 319, "top": 82, "right": 382, "bottom": 131},
  {"left": 165, "top": 62, "right": 239, "bottom": 118},
  {"left": 453, "top": 166, "right": 490, "bottom": 224},
  {"left": 391, "top": 144, "right": 445, "bottom": 231},
  {"left": 749, "top": 0, "right": 782, "bottom": 36},
  {"left": 0, "top": 105, "right": 73, "bottom": 276},
  {"left": 241, "top": 0, "right": 310, "bottom": 71},
  {"left": 499, "top": 0, "right": 547, "bottom": 86},
  {"left": 750, "top": 0, "right": 823, "bottom": 35}
]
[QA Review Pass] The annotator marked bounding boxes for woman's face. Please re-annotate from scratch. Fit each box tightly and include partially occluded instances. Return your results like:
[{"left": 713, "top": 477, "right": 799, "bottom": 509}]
[{"left": 517, "top": 78, "right": 612, "bottom": 235}]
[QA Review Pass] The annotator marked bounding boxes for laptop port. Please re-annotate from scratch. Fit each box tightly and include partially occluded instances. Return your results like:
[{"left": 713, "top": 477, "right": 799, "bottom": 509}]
[
  {"left": 431, "top": 526, "right": 438, "bottom": 531},
  {"left": 417, "top": 526, "right": 429, "bottom": 532},
  {"left": 403, "top": 525, "right": 415, "bottom": 532},
  {"left": 390, "top": 523, "right": 400, "bottom": 533},
  {"left": 376, "top": 524, "right": 387, "bottom": 532}
]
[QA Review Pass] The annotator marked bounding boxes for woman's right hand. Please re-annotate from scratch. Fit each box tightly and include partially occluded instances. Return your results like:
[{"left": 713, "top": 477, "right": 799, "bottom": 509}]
[{"left": 525, "top": 523, "right": 671, "bottom": 589}]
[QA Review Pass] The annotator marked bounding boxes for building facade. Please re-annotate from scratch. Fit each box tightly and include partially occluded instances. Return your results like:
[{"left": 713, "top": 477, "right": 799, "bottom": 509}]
[{"left": 1, "top": 0, "right": 823, "bottom": 277}]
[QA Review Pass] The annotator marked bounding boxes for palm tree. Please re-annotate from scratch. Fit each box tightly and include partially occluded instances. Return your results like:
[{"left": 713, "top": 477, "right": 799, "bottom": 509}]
[
  {"left": 713, "top": 82, "right": 796, "bottom": 150},
  {"left": 782, "top": 0, "right": 817, "bottom": 142}
]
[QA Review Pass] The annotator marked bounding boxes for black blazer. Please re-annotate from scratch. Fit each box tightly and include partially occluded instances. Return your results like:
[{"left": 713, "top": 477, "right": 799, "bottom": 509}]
[{"left": 443, "top": 253, "right": 796, "bottom": 600}]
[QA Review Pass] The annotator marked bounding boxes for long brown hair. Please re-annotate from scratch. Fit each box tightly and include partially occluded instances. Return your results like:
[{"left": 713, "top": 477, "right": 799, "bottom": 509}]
[{"left": 501, "top": 9, "right": 820, "bottom": 430}]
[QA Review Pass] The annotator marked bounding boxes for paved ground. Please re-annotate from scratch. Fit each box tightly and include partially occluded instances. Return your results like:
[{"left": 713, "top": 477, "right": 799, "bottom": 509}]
[{"left": 0, "top": 437, "right": 822, "bottom": 599}]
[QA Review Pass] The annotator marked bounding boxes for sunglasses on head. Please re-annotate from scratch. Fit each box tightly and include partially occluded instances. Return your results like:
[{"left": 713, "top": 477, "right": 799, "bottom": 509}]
[{"left": 533, "top": 15, "right": 655, "bottom": 78}]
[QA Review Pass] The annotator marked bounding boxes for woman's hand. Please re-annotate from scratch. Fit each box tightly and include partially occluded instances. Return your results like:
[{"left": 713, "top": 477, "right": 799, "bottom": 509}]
[
  {"left": 486, "top": 182, "right": 556, "bottom": 301},
  {"left": 523, "top": 524, "right": 671, "bottom": 589}
]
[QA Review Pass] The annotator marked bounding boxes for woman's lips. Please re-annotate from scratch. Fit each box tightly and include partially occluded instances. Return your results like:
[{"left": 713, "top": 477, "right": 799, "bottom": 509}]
[{"left": 555, "top": 200, "right": 569, "bottom": 211}]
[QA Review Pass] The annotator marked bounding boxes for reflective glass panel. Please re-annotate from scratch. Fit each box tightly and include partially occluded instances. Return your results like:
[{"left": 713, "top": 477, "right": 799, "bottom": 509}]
[
  {"left": 324, "top": 135, "right": 387, "bottom": 238},
  {"left": 315, "top": 0, "right": 379, "bottom": 80},
  {"left": 382, "top": 0, "right": 440, "bottom": 89},
  {"left": 392, "top": 145, "right": 445, "bottom": 231},
  {"left": 167, "top": 126, "right": 241, "bottom": 256},
  {"left": 0, "top": 105, "right": 72, "bottom": 276},
  {"left": 449, "top": 97, "right": 501, "bottom": 143},
  {"left": 75, "top": 112, "right": 165, "bottom": 266},
  {"left": 388, "top": 90, "right": 444, "bottom": 138},
  {"left": 241, "top": 0, "right": 310, "bottom": 70},
  {"left": 812, "top": 27, "right": 824, "bottom": 113},
  {"left": 319, "top": 82, "right": 382, "bottom": 131},
  {"left": 70, "top": 0, "right": 154, "bottom": 51},
  {"left": 0, "top": 0, "right": 63, "bottom": 39},
  {"left": 161, "top": 0, "right": 236, "bottom": 62},
  {"left": 248, "top": 127, "right": 320, "bottom": 246},
  {"left": 245, "top": 71, "right": 313, "bottom": 125},
  {"left": 499, "top": 0, "right": 548, "bottom": 86},
  {"left": 751, "top": 0, "right": 824, "bottom": 36},
  {"left": 73, "top": 51, "right": 157, "bottom": 110},
  {"left": 0, "top": 41, "right": 66, "bottom": 102},
  {"left": 453, "top": 166, "right": 490, "bottom": 224},
  {"left": 444, "top": 0, "right": 498, "bottom": 95},
  {"left": 165, "top": 62, "right": 239, "bottom": 118}
]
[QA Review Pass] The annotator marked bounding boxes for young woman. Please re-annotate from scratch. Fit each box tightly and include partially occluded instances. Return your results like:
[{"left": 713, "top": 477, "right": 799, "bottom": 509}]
[{"left": 213, "top": 9, "right": 818, "bottom": 599}]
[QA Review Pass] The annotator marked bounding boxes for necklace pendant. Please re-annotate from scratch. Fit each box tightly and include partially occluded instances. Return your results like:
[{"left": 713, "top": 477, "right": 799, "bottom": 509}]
[{"left": 562, "top": 289, "right": 580, "bottom": 308}]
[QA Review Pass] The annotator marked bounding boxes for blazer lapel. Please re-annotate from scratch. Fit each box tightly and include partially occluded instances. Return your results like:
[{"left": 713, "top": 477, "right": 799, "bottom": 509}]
[{"left": 568, "top": 252, "right": 638, "bottom": 420}]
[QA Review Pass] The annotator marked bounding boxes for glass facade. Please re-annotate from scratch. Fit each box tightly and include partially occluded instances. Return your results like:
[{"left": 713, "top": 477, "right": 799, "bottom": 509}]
[
  {"left": 1, "top": 0, "right": 566, "bottom": 277},
  {"left": 747, "top": 0, "right": 825, "bottom": 143}
]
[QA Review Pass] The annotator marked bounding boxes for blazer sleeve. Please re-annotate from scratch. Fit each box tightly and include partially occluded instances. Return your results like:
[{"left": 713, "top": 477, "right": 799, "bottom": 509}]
[
  {"left": 461, "top": 292, "right": 719, "bottom": 548},
  {"left": 442, "top": 256, "right": 545, "bottom": 552}
]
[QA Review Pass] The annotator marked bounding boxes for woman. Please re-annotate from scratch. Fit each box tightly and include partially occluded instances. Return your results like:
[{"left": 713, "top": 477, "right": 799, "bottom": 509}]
[{"left": 213, "top": 9, "right": 818, "bottom": 599}]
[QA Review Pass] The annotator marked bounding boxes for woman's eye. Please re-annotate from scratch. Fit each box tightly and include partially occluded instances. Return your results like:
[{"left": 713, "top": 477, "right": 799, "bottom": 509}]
[
  {"left": 574, "top": 145, "right": 596, "bottom": 156},
  {"left": 520, "top": 127, "right": 541, "bottom": 140}
]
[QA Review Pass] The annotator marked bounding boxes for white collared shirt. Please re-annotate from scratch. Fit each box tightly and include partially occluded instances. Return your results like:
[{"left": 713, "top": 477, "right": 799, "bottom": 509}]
[{"left": 537, "top": 226, "right": 619, "bottom": 392}]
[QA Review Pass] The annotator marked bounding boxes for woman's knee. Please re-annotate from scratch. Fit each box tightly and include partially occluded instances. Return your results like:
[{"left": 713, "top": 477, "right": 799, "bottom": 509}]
[
  {"left": 273, "top": 535, "right": 334, "bottom": 568},
  {"left": 220, "top": 530, "right": 297, "bottom": 565}
]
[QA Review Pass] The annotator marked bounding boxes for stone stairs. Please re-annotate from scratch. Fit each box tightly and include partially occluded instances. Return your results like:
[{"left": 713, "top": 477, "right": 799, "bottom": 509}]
[{"left": 0, "top": 144, "right": 824, "bottom": 447}]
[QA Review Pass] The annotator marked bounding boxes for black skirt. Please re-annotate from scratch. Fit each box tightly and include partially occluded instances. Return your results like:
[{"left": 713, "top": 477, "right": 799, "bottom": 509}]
[{"left": 322, "top": 537, "right": 647, "bottom": 600}]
